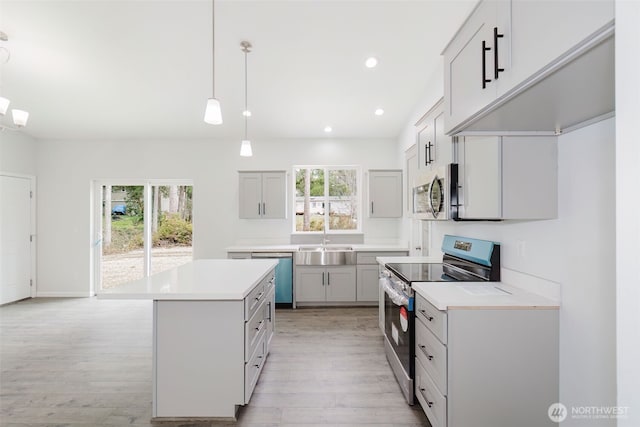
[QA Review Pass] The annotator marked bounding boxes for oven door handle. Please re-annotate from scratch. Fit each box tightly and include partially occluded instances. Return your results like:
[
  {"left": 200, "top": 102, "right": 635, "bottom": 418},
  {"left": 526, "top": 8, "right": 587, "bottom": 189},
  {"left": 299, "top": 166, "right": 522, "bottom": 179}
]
[{"left": 381, "top": 276, "right": 410, "bottom": 307}]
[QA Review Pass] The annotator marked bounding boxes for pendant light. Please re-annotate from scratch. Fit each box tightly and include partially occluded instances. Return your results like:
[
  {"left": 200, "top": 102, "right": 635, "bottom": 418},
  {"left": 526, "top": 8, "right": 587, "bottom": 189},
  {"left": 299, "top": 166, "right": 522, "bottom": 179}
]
[
  {"left": 203, "top": 0, "right": 222, "bottom": 125},
  {"left": 0, "top": 30, "right": 29, "bottom": 131},
  {"left": 240, "top": 41, "right": 253, "bottom": 157}
]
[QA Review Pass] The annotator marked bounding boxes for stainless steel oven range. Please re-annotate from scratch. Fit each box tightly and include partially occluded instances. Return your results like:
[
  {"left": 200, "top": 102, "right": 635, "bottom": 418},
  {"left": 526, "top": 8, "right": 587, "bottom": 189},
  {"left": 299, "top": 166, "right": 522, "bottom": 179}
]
[{"left": 379, "top": 235, "right": 500, "bottom": 405}]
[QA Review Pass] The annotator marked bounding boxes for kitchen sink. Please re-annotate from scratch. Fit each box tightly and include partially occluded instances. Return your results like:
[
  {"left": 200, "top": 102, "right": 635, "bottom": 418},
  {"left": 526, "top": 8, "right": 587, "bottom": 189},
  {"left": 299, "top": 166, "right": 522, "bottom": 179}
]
[{"left": 296, "top": 245, "right": 355, "bottom": 265}]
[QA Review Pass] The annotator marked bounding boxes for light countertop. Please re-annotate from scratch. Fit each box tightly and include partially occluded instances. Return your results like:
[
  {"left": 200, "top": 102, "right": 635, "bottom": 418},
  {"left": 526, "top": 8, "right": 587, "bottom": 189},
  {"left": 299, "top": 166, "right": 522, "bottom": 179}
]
[
  {"left": 413, "top": 281, "right": 560, "bottom": 310},
  {"left": 226, "top": 243, "right": 409, "bottom": 252},
  {"left": 376, "top": 255, "right": 443, "bottom": 265},
  {"left": 98, "top": 259, "right": 278, "bottom": 300}
]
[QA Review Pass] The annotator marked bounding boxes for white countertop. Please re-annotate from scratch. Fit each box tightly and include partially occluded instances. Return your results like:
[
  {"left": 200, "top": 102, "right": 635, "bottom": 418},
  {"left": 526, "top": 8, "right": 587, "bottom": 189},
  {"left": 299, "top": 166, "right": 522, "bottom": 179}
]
[
  {"left": 98, "top": 259, "right": 278, "bottom": 300},
  {"left": 376, "top": 255, "right": 443, "bottom": 265},
  {"left": 413, "top": 281, "right": 560, "bottom": 310},
  {"left": 226, "top": 243, "right": 409, "bottom": 253}
]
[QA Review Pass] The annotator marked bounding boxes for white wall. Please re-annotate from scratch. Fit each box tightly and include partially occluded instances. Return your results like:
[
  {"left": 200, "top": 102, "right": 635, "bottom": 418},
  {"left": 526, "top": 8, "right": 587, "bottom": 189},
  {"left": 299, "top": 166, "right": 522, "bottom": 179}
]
[
  {"left": 34, "top": 137, "right": 401, "bottom": 296},
  {"left": 0, "top": 131, "right": 37, "bottom": 175},
  {"left": 616, "top": 1, "right": 640, "bottom": 425}
]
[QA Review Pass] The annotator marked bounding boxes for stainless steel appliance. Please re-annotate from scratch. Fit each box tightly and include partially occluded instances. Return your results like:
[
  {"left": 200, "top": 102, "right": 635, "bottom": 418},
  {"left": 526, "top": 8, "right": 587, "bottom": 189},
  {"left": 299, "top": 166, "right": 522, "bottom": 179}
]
[
  {"left": 380, "top": 235, "right": 500, "bottom": 404},
  {"left": 412, "top": 164, "right": 458, "bottom": 220}
]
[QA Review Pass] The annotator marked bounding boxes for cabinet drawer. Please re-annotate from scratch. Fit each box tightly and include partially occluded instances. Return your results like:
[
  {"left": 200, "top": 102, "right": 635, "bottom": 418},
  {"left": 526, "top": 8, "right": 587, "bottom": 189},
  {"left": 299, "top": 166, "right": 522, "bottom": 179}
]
[
  {"left": 415, "top": 293, "right": 447, "bottom": 344},
  {"left": 415, "top": 358, "right": 447, "bottom": 427},
  {"left": 356, "top": 251, "right": 408, "bottom": 265},
  {"left": 244, "top": 330, "right": 266, "bottom": 403},
  {"left": 245, "top": 280, "right": 267, "bottom": 321},
  {"left": 415, "top": 317, "right": 447, "bottom": 395},
  {"left": 245, "top": 298, "right": 268, "bottom": 361}
]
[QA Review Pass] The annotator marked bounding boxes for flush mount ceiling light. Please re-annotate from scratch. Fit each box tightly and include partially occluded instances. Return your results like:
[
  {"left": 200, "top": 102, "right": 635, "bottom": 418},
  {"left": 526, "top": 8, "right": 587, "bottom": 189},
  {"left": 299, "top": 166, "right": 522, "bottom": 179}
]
[
  {"left": 203, "top": 0, "right": 222, "bottom": 125},
  {"left": 324, "top": 126, "right": 332, "bottom": 133},
  {"left": 374, "top": 108, "right": 384, "bottom": 116},
  {"left": 239, "top": 41, "right": 253, "bottom": 157},
  {"left": 365, "top": 57, "right": 378, "bottom": 68},
  {"left": 0, "top": 30, "right": 29, "bottom": 131}
]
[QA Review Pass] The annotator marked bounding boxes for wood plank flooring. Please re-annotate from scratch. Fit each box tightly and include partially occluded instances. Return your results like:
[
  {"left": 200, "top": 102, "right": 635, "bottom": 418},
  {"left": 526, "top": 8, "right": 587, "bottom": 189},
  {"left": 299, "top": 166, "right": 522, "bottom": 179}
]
[{"left": 0, "top": 298, "right": 429, "bottom": 426}]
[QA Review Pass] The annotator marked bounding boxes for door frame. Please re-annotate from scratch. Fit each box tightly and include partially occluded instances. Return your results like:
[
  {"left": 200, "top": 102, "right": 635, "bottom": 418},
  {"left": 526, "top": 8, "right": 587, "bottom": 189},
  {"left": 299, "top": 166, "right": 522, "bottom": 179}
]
[
  {"left": 0, "top": 172, "right": 36, "bottom": 300},
  {"left": 90, "top": 179, "right": 193, "bottom": 295}
]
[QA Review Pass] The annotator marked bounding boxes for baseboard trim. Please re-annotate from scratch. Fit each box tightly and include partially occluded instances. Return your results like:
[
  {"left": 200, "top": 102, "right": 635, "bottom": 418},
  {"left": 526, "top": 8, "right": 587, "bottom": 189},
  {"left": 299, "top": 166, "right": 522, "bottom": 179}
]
[{"left": 36, "top": 292, "right": 91, "bottom": 298}]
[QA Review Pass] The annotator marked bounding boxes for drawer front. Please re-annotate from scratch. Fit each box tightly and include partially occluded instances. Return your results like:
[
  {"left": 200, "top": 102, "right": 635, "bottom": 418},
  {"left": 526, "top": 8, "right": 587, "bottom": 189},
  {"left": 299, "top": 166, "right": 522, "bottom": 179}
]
[
  {"left": 244, "top": 330, "right": 266, "bottom": 403},
  {"left": 245, "top": 297, "right": 268, "bottom": 360},
  {"left": 356, "top": 251, "right": 408, "bottom": 265},
  {"left": 415, "top": 293, "right": 448, "bottom": 344},
  {"left": 245, "top": 280, "right": 267, "bottom": 321},
  {"left": 415, "top": 317, "right": 447, "bottom": 395},
  {"left": 415, "top": 358, "right": 447, "bottom": 427}
]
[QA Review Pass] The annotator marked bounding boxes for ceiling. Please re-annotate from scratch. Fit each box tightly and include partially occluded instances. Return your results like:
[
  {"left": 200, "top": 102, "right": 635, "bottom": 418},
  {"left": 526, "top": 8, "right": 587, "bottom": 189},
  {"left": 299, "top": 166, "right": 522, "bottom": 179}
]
[{"left": 0, "top": 0, "right": 475, "bottom": 141}]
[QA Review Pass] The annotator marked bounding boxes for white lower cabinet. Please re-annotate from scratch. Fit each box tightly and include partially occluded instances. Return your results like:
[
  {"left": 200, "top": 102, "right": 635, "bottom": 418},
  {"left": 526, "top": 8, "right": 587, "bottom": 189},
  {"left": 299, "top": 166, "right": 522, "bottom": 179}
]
[
  {"left": 414, "top": 292, "right": 559, "bottom": 427},
  {"left": 356, "top": 251, "right": 408, "bottom": 303},
  {"left": 153, "top": 269, "right": 275, "bottom": 419},
  {"left": 295, "top": 266, "right": 356, "bottom": 303}
]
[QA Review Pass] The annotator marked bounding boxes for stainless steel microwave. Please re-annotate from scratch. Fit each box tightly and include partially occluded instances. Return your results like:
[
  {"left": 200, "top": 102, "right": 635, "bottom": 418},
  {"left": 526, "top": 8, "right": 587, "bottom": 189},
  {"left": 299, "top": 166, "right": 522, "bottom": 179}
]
[{"left": 412, "top": 164, "right": 458, "bottom": 220}]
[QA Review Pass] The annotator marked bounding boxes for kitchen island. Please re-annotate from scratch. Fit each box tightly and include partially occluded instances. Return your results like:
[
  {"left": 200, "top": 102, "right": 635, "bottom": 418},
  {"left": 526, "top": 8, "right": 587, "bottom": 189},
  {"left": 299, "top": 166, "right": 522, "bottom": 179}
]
[{"left": 98, "top": 259, "right": 278, "bottom": 421}]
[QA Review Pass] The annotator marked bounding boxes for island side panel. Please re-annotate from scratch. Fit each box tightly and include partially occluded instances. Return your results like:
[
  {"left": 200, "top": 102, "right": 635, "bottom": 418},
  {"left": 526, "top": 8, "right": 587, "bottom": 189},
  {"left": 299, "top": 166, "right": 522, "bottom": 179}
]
[{"left": 153, "top": 300, "right": 244, "bottom": 418}]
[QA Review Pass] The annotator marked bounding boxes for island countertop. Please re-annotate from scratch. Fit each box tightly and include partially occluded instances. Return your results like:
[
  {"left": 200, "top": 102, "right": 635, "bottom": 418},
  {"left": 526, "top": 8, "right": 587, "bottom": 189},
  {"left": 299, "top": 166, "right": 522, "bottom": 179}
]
[{"left": 97, "top": 259, "right": 278, "bottom": 300}]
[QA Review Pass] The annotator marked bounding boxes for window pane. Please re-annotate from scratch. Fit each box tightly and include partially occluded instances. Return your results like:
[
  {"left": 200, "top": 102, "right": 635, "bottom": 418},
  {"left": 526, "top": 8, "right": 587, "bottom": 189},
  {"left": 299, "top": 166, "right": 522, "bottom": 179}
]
[
  {"left": 150, "top": 185, "right": 193, "bottom": 276},
  {"left": 295, "top": 168, "right": 325, "bottom": 231},
  {"left": 328, "top": 169, "right": 358, "bottom": 231}
]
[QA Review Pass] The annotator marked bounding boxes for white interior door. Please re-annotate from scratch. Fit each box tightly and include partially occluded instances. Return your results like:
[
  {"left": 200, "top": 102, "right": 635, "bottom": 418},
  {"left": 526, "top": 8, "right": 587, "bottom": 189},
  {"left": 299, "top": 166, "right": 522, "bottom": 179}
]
[{"left": 0, "top": 175, "right": 32, "bottom": 304}]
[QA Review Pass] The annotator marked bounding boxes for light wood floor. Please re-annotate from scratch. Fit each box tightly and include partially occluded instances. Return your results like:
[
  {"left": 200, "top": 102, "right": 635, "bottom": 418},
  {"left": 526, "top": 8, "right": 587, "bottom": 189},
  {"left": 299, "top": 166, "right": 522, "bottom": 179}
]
[{"left": 0, "top": 298, "right": 429, "bottom": 427}]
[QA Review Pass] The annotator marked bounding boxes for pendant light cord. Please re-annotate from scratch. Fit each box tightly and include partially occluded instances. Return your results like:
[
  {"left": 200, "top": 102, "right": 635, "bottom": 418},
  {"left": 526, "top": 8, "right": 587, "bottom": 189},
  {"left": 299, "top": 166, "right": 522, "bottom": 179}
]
[
  {"left": 244, "top": 47, "right": 248, "bottom": 139},
  {"left": 211, "top": 0, "right": 215, "bottom": 98}
]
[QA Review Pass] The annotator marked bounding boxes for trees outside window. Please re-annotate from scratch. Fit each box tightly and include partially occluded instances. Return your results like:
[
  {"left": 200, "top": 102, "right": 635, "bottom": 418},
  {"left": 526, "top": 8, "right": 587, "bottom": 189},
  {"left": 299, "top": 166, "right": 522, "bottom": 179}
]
[{"left": 294, "top": 166, "right": 360, "bottom": 232}]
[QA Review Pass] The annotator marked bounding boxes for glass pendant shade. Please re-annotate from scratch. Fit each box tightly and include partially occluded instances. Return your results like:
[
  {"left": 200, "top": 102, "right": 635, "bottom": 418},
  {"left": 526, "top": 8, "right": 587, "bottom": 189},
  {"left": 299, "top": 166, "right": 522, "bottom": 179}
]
[
  {"left": 240, "top": 139, "right": 253, "bottom": 157},
  {"left": 204, "top": 98, "right": 222, "bottom": 124},
  {"left": 12, "top": 109, "right": 28, "bottom": 127},
  {"left": 0, "top": 96, "right": 9, "bottom": 115}
]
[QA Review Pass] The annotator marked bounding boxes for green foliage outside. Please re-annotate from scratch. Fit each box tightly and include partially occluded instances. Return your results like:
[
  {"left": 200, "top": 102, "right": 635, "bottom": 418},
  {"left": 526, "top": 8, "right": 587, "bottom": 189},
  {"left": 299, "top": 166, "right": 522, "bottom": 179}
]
[{"left": 104, "top": 213, "right": 192, "bottom": 254}]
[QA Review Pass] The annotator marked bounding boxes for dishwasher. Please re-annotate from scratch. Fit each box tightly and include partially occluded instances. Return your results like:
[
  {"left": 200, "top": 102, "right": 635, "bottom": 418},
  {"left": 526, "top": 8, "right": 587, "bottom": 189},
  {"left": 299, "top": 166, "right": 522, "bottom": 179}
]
[{"left": 251, "top": 253, "right": 294, "bottom": 308}]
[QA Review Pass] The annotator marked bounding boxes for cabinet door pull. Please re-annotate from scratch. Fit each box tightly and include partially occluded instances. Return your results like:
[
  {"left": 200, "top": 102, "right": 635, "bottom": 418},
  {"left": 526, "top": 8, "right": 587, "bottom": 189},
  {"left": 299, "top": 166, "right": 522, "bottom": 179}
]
[
  {"left": 327, "top": 272, "right": 330, "bottom": 285},
  {"left": 482, "top": 40, "right": 492, "bottom": 89},
  {"left": 267, "top": 301, "right": 272, "bottom": 321},
  {"left": 322, "top": 272, "right": 325, "bottom": 286},
  {"left": 419, "top": 387, "right": 433, "bottom": 407},
  {"left": 255, "top": 292, "right": 264, "bottom": 301},
  {"left": 262, "top": 202, "right": 266, "bottom": 216},
  {"left": 493, "top": 27, "right": 505, "bottom": 79},
  {"left": 419, "top": 309, "right": 434, "bottom": 322},
  {"left": 426, "top": 141, "right": 434, "bottom": 165},
  {"left": 419, "top": 344, "right": 434, "bottom": 361},
  {"left": 258, "top": 202, "right": 261, "bottom": 215},
  {"left": 371, "top": 201, "right": 374, "bottom": 215}
]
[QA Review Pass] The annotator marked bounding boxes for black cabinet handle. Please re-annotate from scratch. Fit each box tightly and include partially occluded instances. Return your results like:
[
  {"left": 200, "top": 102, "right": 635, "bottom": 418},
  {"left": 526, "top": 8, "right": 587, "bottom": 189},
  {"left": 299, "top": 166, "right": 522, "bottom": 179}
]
[
  {"left": 494, "top": 27, "right": 504, "bottom": 79},
  {"left": 327, "top": 272, "right": 330, "bottom": 285},
  {"left": 258, "top": 202, "right": 261, "bottom": 215},
  {"left": 322, "top": 272, "right": 325, "bottom": 286},
  {"left": 371, "top": 201, "right": 374, "bottom": 215},
  {"left": 263, "top": 202, "right": 266, "bottom": 215},
  {"left": 426, "top": 141, "right": 434, "bottom": 165},
  {"left": 482, "top": 40, "right": 492, "bottom": 89}
]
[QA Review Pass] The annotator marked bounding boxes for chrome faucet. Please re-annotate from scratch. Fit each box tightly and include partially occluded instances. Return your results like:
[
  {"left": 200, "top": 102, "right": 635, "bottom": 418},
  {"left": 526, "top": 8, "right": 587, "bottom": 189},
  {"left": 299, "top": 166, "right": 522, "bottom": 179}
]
[{"left": 322, "top": 228, "right": 330, "bottom": 246}]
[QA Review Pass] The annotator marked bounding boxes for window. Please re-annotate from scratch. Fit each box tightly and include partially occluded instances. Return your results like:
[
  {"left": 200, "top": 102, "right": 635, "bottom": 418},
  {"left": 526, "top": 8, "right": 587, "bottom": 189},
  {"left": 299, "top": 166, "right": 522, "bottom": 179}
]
[{"left": 294, "top": 166, "right": 360, "bottom": 232}]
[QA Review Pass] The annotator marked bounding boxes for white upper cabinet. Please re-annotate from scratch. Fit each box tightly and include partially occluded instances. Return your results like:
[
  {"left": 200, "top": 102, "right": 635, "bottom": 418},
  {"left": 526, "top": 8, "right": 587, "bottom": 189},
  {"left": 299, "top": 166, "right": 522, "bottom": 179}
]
[
  {"left": 368, "top": 170, "right": 403, "bottom": 218},
  {"left": 456, "top": 135, "right": 558, "bottom": 220},
  {"left": 405, "top": 144, "right": 419, "bottom": 216},
  {"left": 443, "top": 1, "right": 503, "bottom": 134},
  {"left": 416, "top": 98, "right": 452, "bottom": 172},
  {"left": 443, "top": 0, "right": 614, "bottom": 135},
  {"left": 239, "top": 171, "right": 287, "bottom": 219}
]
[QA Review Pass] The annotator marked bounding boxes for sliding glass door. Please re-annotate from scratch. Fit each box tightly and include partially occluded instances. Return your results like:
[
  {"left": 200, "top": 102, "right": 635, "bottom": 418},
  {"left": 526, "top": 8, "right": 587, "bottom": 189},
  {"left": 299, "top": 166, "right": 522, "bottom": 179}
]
[{"left": 92, "top": 180, "right": 193, "bottom": 292}]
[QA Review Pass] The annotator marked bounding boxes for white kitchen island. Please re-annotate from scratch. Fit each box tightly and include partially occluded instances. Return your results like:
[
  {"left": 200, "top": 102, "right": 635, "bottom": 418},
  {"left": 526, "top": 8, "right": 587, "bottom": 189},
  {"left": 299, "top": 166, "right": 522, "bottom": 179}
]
[{"left": 99, "top": 259, "right": 278, "bottom": 421}]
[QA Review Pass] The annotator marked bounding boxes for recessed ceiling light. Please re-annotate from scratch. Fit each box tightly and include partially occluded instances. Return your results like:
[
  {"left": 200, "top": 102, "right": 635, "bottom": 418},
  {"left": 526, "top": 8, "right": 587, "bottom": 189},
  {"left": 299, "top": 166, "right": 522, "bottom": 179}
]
[
  {"left": 365, "top": 57, "right": 378, "bottom": 68},
  {"left": 242, "top": 110, "right": 252, "bottom": 117},
  {"left": 375, "top": 108, "right": 384, "bottom": 116},
  {"left": 324, "top": 126, "right": 332, "bottom": 133}
]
